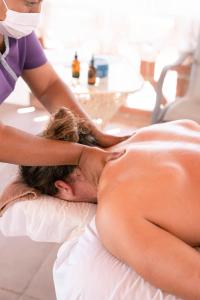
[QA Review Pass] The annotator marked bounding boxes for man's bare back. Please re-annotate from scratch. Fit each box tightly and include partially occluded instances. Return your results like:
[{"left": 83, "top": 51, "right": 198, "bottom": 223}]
[{"left": 96, "top": 119, "right": 200, "bottom": 300}]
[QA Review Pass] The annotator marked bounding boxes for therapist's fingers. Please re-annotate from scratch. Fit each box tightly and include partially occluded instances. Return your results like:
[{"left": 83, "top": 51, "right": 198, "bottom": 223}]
[
  {"left": 93, "top": 130, "right": 136, "bottom": 148},
  {"left": 106, "top": 149, "right": 126, "bottom": 162}
]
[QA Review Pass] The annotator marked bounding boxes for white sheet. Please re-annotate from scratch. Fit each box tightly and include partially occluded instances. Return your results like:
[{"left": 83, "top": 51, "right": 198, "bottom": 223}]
[{"left": 53, "top": 216, "right": 183, "bottom": 300}]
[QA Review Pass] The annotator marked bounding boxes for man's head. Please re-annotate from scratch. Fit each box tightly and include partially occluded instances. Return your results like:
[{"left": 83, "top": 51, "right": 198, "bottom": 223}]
[{"left": 20, "top": 107, "right": 98, "bottom": 204}]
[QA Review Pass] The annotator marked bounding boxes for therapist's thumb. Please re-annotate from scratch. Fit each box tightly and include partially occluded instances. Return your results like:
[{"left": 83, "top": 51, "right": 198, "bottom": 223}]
[{"left": 106, "top": 149, "right": 126, "bottom": 162}]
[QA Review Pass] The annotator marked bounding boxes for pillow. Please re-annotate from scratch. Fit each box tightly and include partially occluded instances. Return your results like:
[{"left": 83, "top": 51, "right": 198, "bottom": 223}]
[
  {"left": 0, "top": 163, "right": 96, "bottom": 243},
  {"left": 0, "top": 196, "right": 96, "bottom": 243}
]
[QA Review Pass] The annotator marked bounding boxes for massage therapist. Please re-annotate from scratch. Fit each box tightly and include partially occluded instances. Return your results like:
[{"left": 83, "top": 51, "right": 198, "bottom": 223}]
[{"left": 0, "top": 0, "right": 126, "bottom": 183}]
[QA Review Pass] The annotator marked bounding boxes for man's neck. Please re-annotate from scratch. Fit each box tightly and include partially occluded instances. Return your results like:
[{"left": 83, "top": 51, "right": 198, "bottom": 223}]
[{"left": 0, "top": 34, "right": 5, "bottom": 53}]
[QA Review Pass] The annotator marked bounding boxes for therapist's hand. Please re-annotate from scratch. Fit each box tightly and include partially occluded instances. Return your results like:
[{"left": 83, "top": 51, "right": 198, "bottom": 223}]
[
  {"left": 78, "top": 146, "right": 126, "bottom": 186},
  {"left": 92, "top": 130, "right": 131, "bottom": 148}
]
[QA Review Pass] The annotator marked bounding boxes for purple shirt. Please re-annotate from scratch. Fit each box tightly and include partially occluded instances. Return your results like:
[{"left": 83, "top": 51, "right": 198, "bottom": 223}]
[{"left": 0, "top": 32, "right": 47, "bottom": 104}]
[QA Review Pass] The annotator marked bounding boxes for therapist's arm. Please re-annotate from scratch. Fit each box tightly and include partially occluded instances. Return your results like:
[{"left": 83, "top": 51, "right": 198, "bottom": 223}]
[
  {"left": 0, "top": 123, "right": 124, "bottom": 185},
  {"left": 0, "top": 122, "right": 123, "bottom": 186},
  {"left": 0, "top": 122, "right": 83, "bottom": 166},
  {"left": 23, "top": 63, "right": 91, "bottom": 120},
  {"left": 22, "top": 63, "right": 129, "bottom": 147}
]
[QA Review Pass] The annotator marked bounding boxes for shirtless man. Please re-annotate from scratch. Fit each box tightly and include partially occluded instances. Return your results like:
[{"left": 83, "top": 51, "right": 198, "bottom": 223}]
[
  {"left": 96, "top": 119, "right": 200, "bottom": 300},
  {"left": 20, "top": 109, "right": 200, "bottom": 300}
]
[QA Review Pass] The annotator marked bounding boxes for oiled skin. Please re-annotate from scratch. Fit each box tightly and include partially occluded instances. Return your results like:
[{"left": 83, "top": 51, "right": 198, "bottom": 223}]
[{"left": 96, "top": 120, "right": 200, "bottom": 300}]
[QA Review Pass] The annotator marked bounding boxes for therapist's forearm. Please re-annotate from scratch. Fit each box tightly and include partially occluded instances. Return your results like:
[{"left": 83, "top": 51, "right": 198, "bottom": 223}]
[
  {"left": 0, "top": 123, "right": 84, "bottom": 166},
  {"left": 39, "top": 78, "right": 98, "bottom": 132}
]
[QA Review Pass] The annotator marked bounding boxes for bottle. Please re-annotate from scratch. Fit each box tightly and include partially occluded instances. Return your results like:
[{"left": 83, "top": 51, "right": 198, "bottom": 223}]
[
  {"left": 88, "top": 56, "right": 96, "bottom": 85},
  {"left": 71, "top": 52, "right": 80, "bottom": 78}
]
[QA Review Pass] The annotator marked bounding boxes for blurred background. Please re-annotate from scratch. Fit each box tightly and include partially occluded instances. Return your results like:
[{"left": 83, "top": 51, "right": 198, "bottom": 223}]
[{"left": 7, "top": 0, "right": 200, "bottom": 114}]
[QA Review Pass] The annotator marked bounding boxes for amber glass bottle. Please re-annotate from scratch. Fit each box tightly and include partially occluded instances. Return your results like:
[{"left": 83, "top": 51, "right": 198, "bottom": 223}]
[
  {"left": 88, "top": 56, "right": 96, "bottom": 85},
  {"left": 71, "top": 52, "right": 80, "bottom": 78}
]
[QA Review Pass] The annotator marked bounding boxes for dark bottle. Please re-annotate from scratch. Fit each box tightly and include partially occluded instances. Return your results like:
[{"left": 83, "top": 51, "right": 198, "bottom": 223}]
[
  {"left": 88, "top": 56, "right": 96, "bottom": 85},
  {"left": 71, "top": 52, "right": 80, "bottom": 78}
]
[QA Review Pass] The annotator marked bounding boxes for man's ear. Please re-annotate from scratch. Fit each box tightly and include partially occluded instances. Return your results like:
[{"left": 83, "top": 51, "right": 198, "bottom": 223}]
[{"left": 54, "top": 180, "right": 75, "bottom": 201}]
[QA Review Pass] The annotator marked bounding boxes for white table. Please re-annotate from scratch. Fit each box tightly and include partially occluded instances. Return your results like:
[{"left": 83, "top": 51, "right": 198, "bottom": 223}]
[{"left": 54, "top": 58, "right": 143, "bottom": 127}]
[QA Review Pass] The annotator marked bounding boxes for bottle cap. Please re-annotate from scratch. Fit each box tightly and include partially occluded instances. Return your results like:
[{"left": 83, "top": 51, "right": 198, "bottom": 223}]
[{"left": 91, "top": 55, "right": 95, "bottom": 64}]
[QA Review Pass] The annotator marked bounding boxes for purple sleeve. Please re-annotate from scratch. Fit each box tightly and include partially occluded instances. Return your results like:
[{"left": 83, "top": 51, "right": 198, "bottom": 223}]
[{"left": 23, "top": 32, "right": 47, "bottom": 70}]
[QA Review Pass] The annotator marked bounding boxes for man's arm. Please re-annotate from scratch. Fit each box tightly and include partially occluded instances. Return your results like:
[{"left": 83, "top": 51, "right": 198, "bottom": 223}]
[
  {"left": 96, "top": 206, "right": 200, "bottom": 300},
  {"left": 22, "top": 63, "right": 130, "bottom": 147}
]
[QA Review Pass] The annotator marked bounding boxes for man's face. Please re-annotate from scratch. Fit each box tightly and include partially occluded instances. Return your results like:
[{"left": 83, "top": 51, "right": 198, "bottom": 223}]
[
  {"left": 55, "top": 168, "right": 98, "bottom": 204},
  {"left": 3, "top": 0, "right": 42, "bottom": 13}
]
